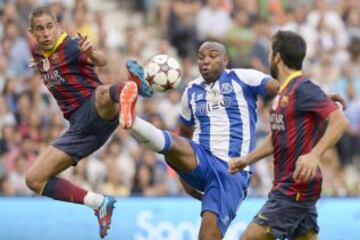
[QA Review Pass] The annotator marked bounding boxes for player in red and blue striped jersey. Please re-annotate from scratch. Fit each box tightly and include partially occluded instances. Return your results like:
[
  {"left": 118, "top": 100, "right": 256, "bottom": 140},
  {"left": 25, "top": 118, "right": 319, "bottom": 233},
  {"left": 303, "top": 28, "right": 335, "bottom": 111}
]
[
  {"left": 25, "top": 7, "right": 152, "bottom": 239},
  {"left": 229, "top": 31, "right": 349, "bottom": 240},
  {"left": 31, "top": 31, "right": 102, "bottom": 119}
]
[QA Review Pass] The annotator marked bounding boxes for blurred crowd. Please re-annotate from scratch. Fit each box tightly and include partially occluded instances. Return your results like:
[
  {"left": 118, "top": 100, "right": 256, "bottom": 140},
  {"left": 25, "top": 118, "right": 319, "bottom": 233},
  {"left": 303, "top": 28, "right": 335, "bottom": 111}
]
[{"left": 0, "top": 0, "right": 359, "bottom": 198}]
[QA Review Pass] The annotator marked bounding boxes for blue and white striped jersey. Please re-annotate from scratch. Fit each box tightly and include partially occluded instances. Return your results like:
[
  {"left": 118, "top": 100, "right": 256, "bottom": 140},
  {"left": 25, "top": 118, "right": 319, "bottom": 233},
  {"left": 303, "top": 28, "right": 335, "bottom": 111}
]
[{"left": 179, "top": 69, "right": 271, "bottom": 162}]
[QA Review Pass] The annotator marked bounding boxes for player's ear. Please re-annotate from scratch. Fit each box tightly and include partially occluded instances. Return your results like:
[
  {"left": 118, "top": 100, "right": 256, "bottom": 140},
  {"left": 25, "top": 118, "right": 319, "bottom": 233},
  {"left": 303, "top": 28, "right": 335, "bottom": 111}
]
[
  {"left": 274, "top": 52, "right": 281, "bottom": 64},
  {"left": 224, "top": 54, "right": 229, "bottom": 67},
  {"left": 28, "top": 24, "right": 33, "bottom": 34}
]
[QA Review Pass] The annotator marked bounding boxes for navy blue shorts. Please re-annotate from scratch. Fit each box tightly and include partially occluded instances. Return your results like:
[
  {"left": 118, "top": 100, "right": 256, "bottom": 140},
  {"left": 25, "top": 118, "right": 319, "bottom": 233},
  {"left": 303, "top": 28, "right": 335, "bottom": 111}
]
[
  {"left": 253, "top": 191, "right": 319, "bottom": 239},
  {"left": 176, "top": 141, "right": 251, "bottom": 237},
  {"left": 52, "top": 93, "right": 119, "bottom": 163}
]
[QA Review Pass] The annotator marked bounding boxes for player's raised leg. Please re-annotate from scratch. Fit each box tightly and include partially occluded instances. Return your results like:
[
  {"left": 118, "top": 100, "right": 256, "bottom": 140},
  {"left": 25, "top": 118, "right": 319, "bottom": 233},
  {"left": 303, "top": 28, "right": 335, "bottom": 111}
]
[
  {"left": 95, "top": 60, "right": 153, "bottom": 122},
  {"left": 119, "top": 81, "right": 223, "bottom": 239},
  {"left": 120, "top": 81, "right": 197, "bottom": 171},
  {"left": 25, "top": 146, "right": 115, "bottom": 239}
]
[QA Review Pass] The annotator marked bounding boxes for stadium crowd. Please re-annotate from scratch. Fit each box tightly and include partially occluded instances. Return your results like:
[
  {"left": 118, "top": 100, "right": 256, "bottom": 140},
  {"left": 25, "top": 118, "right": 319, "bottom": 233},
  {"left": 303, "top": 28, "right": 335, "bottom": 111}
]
[{"left": 0, "top": 0, "right": 359, "bottom": 197}]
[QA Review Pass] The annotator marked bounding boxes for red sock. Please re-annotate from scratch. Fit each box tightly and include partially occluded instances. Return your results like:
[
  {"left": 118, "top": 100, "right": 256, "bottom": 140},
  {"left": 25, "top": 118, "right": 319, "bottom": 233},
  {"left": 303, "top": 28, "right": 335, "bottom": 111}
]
[
  {"left": 109, "top": 81, "right": 126, "bottom": 103},
  {"left": 42, "top": 177, "right": 87, "bottom": 205}
]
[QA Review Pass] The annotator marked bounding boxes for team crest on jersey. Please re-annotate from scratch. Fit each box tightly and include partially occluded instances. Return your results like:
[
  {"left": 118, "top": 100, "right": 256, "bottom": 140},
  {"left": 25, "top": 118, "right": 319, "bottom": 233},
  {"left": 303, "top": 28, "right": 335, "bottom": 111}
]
[
  {"left": 280, "top": 96, "right": 288, "bottom": 107},
  {"left": 42, "top": 58, "right": 50, "bottom": 72},
  {"left": 220, "top": 83, "right": 233, "bottom": 94},
  {"left": 51, "top": 53, "right": 60, "bottom": 65}
]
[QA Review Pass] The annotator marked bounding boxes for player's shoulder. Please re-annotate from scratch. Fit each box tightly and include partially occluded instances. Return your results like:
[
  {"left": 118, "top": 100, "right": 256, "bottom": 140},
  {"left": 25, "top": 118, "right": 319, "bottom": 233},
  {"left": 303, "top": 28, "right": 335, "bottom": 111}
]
[
  {"left": 186, "top": 77, "right": 204, "bottom": 89},
  {"left": 296, "top": 78, "right": 319, "bottom": 90},
  {"left": 228, "top": 68, "right": 270, "bottom": 86},
  {"left": 63, "top": 35, "right": 80, "bottom": 49},
  {"left": 228, "top": 68, "right": 266, "bottom": 77},
  {"left": 295, "top": 78, "right": 324, "bottom": 95},
  {"left": 182, "top": 77, "right": 204, "bottom": 99}
]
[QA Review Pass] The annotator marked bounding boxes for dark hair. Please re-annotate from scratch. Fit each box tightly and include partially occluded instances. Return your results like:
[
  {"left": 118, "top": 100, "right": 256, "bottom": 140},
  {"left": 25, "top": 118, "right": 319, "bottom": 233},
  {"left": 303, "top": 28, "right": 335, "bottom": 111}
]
[
  {"left": 271, "top": 30, "right": 306, "bottom": 70},
  {"left": 28, "top": 7, "right": 57, "bottom": 29}
]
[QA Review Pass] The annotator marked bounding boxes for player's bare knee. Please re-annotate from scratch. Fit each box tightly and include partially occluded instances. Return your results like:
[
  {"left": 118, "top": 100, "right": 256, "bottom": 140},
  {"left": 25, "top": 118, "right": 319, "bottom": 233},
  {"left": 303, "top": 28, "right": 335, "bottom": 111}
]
[
  {"left": 25, "top": 170, "right": 45, "bottom": 193},
  {"left": 240, "top": 227, "right": 259, "bottom": 240},
  {"left": 199, "top": 229, "right": 222, "bottom": 240},
  {"left": 95, "top": 85, "right": 112, "bottom": 108},
  {"left": 240, "top": 231, "right": 254, "bottom": 240},
  {"left": 241, "top": 226, "right": 273, "bottom": 240}
]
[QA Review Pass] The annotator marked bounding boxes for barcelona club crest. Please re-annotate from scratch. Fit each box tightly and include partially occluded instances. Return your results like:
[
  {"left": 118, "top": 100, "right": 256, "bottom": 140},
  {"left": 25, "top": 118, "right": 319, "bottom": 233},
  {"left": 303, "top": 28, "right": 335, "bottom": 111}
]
[
  {"left": 280, "top": 96, "right": 289, "bottom": 107},
  {"left": 51, "top": 53, "right": 59, "bottom": 65}
]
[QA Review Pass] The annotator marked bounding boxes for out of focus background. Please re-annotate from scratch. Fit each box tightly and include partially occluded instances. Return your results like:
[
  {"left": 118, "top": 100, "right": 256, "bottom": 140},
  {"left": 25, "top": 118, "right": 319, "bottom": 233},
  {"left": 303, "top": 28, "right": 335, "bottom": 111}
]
[{"left": 0, "top": 0, "right": 359, "bottom": 239}]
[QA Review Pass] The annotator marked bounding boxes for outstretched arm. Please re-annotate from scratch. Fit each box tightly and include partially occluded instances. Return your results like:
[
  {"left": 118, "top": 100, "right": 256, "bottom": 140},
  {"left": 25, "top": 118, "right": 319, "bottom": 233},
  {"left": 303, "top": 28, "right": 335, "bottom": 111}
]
[
  {"left": 229, "top": 133, "right": 273, "bottom": 174},
  {"left": 294, "top": 110, "right": 349, "bottom": 182},
  {"left": 78, "top": 32, "right": 107, "bottom": 66}
]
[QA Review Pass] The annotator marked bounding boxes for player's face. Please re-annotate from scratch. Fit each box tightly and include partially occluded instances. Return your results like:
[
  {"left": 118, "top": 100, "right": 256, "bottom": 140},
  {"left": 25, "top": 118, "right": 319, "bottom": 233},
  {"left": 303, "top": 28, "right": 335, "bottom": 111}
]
[
  {"left": 198, "top": 47, "right": 227, "bottom": 83},
  {"left": 31, "top": 14, "right": 60, "bottom": 51},
  {"left": 269, "top": 47, "right": 279, "bottom": 79}
]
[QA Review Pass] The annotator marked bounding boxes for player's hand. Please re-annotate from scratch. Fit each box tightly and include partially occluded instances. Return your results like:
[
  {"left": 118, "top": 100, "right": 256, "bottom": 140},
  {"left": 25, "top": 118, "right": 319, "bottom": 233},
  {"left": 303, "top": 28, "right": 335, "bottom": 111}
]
[
  {"left": 293, "top": 152, "right": 320, "bottom": 183},
  {"left": 228, "top": 156, "right": 250, "bottom": 175},
  {"left": 78, "top": 32, "right": 94, "bottom": 57},
  {"left": 327, "top": 93, "right": 346, "bottom": 110}
]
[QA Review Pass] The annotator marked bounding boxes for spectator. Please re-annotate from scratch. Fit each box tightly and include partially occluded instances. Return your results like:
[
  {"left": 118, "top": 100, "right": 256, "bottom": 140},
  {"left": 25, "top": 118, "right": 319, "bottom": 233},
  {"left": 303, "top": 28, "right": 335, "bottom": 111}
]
[
  {"left": 131, "top": 150, "right": 168, "bottom": 196},
  {"left": 8, "top": 153, "right": 32, "bottom": 196},
  {"left": 100, "top": 158, "right": 130, "bottom": 196},
  {"left": 250, "top": 19, "right": 271, "bottom": 73},
  {"left": 225, "top": 10, "right": 255, "bottom": 68},
  {"left": 167, "top": 0, "right": 200, "bottom": 58},
  {"left": 3, "top": 20, "right": 31, "bottom": 77},
  {"left": 195, "top": 0, "right": 231, "bottom": 43}
]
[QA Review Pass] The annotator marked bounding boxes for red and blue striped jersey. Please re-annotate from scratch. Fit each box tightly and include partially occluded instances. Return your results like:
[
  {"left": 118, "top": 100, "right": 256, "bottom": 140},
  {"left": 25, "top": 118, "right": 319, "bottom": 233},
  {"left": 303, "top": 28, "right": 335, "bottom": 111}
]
[
  {"left": 269, "top": 71, "right": 337, "bottom": 201},
  {"left": 31, "top": 32, "right": 102, "bottom": 119}
]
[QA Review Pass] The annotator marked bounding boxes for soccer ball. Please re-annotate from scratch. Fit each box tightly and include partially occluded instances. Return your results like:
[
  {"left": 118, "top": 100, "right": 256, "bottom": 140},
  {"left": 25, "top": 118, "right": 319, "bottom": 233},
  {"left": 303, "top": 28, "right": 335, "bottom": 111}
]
[{"left": 144, "top": 54, "right": 182, "bottom": 92}]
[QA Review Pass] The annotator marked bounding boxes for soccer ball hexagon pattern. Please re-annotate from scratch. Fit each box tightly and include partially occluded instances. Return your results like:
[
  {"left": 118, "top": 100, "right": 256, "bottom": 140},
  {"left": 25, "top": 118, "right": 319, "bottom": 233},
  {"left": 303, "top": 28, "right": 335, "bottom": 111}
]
[{"left": 144, "top": 54, "right": 182, "bottom": 92}]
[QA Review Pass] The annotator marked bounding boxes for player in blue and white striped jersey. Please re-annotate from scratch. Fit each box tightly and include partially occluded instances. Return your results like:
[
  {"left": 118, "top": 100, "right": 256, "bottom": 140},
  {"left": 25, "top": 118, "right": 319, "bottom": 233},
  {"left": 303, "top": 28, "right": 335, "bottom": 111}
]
[
  {"left": 119, "top": 41, "right": 278, "bottom": 239},
  {"left": 180, "top": 68, "right": 272, "bottom": 165}
]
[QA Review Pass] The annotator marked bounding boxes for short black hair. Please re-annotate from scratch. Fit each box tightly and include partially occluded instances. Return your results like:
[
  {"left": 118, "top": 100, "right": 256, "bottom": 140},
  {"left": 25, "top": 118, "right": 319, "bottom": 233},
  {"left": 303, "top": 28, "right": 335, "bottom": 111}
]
[
  {"left": 29, "top": 7, "right": 57, "bottom": 29},
  {"left": 271, "top": 30, "right": 306, "bottom": 70}
]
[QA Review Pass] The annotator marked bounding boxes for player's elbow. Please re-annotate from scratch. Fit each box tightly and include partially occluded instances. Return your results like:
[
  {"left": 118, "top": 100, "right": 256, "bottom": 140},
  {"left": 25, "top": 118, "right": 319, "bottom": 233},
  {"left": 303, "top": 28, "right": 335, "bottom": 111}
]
[
  {"left": 96, "top": 59, "right": 107, "bottom": 67},
  {"left": 91, "top": 50, "right": 108, "bottom": 67},
  {"left": 339, "top": 114, "right": 350, "bottom": 132},
  {"left": 330, "top": 110, "right": 350, "bottom": 133},
  {"left": 264, "top": 79, "right": 279, "bottom": 101}
]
